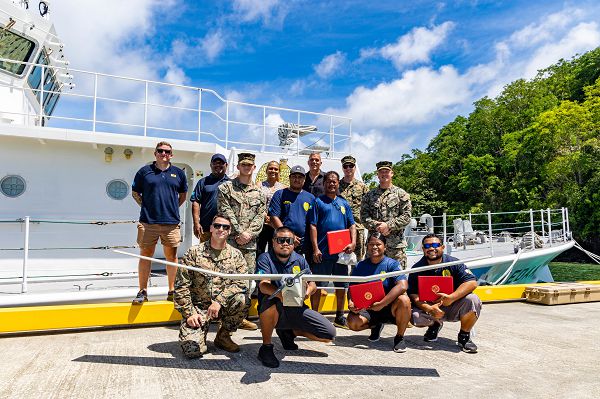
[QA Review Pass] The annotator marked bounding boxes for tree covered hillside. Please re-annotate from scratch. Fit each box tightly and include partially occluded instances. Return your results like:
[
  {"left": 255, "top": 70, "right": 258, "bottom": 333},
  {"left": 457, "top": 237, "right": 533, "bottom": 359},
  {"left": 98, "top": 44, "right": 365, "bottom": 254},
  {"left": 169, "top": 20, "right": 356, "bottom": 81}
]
[{"left": 364, "top": 47, "right": 600, "bottom": 255}]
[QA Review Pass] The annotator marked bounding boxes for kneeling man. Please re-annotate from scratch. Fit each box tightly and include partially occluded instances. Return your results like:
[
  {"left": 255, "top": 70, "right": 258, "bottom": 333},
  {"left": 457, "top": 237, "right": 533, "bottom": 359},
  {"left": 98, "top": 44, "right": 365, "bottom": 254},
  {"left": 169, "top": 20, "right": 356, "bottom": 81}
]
[
  {"left": 347, "top": 232, "right": 412, "bottom": 352},
  {"left": 257, "top": 226, "right": 336, "bottom": 368},
  {"left": 408, "top": 234, "right": 481, "bottom": 353},
  {"left": 174, "top": 214, "right": 250, "bottom": 358}
]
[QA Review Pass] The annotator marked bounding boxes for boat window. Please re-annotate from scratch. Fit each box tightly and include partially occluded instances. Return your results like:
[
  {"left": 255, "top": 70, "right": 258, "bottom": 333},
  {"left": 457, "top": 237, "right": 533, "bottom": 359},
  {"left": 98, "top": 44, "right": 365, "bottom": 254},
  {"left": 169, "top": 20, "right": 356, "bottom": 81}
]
[
  {"left": 106, "top": 180, "right": 129, "bottom": 200},
  {"left": 0, "top": 175, "right": 26, "bottom": 198},
  {"left": 0, "top": 27, "right": 36, "bottom": 76},
  {"left": 27, "top": 50, "right": 61, "bottom": 117}
]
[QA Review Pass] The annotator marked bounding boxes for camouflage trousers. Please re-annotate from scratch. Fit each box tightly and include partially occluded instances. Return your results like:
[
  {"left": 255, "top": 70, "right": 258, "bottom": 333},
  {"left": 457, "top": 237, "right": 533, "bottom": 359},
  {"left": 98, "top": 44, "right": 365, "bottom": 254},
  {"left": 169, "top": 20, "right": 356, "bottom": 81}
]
[
  {"left": 228, "top": 241, "right": 257, "bottom": 273},
  {"left": 179, "top": 293, "right": 249, "bottom": 358},
  {"left": 385, "top": 247, "right": 407, "bottom": 270},
  {"left": 355, "top": 228, "right": 367, "bottom": 262}
]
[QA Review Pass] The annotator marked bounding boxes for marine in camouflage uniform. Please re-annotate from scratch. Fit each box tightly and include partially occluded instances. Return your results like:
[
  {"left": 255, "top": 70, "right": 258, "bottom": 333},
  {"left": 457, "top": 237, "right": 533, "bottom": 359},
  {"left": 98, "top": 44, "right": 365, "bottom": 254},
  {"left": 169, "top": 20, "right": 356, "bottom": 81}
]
[
  {"left": 361, "top": 161, "right": 412, "bottom": 269},
  {"left": 339, "top": 155, "right": 369, "bottom": 261},
  {"left": 217, "top": 153, "right": 267, "bottom": 273},
  {"left": 174, "top": 241, "right": 250, "bottom": 358}
]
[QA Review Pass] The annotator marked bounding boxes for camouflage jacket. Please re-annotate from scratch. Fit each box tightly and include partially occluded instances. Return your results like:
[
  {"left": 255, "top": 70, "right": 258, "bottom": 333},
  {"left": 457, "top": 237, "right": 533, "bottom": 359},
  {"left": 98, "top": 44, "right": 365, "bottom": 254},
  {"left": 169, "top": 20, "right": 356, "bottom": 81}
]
[
  {"left": 174, "top": 242, "right": 248, "bottom": 319},
  {"left": 217, "top": 177, "right": 267, "bottom": 250},
  {"left": 339, "top": 178, "right": 369, "bottom": 229},
  {"left": 361, "top": 185, "right": 412, "bottom": 249}
]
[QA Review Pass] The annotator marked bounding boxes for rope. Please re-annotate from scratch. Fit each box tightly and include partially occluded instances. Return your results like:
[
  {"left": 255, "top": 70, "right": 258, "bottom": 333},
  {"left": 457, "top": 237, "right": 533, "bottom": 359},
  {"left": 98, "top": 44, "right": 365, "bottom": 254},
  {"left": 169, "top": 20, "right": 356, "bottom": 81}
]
[{"left": 574, "top": 241, "right": 600, "bottom": 265}]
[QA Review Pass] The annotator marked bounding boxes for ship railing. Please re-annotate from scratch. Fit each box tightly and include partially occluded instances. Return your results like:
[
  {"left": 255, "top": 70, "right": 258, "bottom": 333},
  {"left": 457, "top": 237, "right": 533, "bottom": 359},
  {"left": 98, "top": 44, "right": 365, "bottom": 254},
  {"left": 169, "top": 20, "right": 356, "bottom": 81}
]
[
  {"left": 0, "top": 217, "right": 143, "bottom": 293},
  {"left": 0, "top": 57, "right": 352, "bottom": 158},
  {"left": 405, "top": 208, "right": 571, "bottom": 257}
]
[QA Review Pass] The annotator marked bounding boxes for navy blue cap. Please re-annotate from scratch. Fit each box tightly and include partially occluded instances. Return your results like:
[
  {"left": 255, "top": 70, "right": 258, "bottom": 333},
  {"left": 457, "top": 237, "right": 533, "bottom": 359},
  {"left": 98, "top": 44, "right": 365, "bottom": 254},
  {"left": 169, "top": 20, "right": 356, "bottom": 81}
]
[{"left": 211, "top": 153, "right": 227, "bottom": 163}]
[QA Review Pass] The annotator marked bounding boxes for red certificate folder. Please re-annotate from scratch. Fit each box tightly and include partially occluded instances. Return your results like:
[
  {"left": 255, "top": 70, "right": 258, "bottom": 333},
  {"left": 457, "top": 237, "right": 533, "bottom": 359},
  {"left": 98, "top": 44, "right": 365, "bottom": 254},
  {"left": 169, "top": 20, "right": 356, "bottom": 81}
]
[
  {"left": 418, "top": 276, "right": 454, "bottom": 302},
  {"left": 349, "top": 281, "right": 385, "bottom": 309},
  {"left": 327, "top": 229, "right": 351, "bottom": 255}
]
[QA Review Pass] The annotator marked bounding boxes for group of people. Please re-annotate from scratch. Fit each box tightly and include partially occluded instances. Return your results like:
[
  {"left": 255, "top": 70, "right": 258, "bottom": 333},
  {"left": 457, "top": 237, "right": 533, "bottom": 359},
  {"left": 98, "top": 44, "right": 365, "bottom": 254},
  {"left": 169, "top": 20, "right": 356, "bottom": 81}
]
[{"left": 130, "top": 142, "right": 482, "bottom": 368}]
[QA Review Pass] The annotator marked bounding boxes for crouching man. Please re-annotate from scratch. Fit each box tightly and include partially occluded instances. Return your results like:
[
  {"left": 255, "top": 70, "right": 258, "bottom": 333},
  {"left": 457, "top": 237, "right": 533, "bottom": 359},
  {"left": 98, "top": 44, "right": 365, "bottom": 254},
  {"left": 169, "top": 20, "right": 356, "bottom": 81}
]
[
  {"left": 347, "top": 232, "right": 412, "bottom": 353},
  {"left": 408, "top": 234, "right": 481, "bottom": 353},
  {"left": 174, "top": 214, "right": 250, "bottom": 358},
  {"left": 257, "top": 226, "right": 336, "bottom": 368}
]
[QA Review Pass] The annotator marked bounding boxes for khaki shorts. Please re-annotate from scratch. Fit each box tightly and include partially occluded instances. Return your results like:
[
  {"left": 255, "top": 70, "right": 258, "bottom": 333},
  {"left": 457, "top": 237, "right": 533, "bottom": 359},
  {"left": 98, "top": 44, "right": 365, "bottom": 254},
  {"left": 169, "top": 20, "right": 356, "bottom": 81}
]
[{"left": 137, "top": 223, "right": 181, "bottom": 248}]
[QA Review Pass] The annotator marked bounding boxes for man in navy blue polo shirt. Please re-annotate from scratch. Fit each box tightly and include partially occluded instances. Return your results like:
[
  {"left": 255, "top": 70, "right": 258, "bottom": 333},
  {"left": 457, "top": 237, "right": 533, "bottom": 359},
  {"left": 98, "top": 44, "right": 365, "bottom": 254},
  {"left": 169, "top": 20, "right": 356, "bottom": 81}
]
[
  {"left": 191, "top": 153, "right": 230, "bottom": 242},
  {"left": 408, "top": 234, "right": 482, "bottom": 353},
  {"left": 131, "top": 141, "right": 188, "bottom": 304},
  {"left": 307, "top": 170, "right": 356, "bottom": 327},
  {"left": 256, "top": 226, "right": 336, "bottom": 368},
  {"left": 269, "top": 165, "right": 315, "bottom": 254}
]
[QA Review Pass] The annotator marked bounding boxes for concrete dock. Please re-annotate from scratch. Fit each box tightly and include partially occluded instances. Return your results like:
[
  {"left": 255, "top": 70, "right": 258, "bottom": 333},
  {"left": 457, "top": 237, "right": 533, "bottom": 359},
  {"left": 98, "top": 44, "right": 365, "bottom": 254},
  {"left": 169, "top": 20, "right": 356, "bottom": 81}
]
[{"left": 1, "top": 301, "right": 599, "bottom": 398}]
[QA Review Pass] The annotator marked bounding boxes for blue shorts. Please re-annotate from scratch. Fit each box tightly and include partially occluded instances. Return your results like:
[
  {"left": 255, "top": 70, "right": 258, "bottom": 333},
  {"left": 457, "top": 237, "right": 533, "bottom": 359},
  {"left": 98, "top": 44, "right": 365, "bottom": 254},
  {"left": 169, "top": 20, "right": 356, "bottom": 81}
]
[{"left": 310, "top": 259, "right": 349, "bottom": 288}]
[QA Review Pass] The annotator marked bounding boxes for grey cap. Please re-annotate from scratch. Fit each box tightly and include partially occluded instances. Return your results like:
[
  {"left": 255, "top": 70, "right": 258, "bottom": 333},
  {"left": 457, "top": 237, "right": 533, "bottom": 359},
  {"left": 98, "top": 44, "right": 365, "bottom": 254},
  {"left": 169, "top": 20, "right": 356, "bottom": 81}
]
[{"left": 289, "top": 165, "right": 306, "bottom": 175}]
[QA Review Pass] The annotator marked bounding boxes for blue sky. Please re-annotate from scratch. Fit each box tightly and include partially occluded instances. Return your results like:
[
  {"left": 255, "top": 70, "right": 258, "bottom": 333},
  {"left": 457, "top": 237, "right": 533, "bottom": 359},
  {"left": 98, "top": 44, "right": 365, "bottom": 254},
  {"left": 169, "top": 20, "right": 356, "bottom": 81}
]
[{"left": 50, "top": 0, "right": 600, "bottom": 168}]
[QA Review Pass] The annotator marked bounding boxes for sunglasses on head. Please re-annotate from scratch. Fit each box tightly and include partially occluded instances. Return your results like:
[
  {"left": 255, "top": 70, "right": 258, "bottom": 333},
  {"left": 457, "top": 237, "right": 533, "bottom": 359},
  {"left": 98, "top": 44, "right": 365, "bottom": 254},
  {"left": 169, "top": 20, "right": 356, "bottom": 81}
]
[
  {"left": 212, "top": 223, "right": 231, "bottom": 231},
  {"left": 156, "top": 148, "right": 172, "bottom": 155},
  {"left": 423, "top": 242, "right": 443, "bottom": 249},
  {"left": 342, "top": 164, "right": 354, "bottom": 169},
  {"left": 274, "top": 237, "right": 294, "bottom": 245}
]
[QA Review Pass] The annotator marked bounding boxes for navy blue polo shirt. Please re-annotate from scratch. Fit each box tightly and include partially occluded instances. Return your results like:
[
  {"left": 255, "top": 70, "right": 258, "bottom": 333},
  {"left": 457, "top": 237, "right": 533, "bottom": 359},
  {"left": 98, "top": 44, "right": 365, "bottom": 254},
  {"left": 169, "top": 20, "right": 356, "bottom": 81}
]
[
  {"left": 351, "top": 256, "right": 406, "bottom": 294},
  {"left": 307, "top": 195, "right": 355, "bottom": 260},
  {"left": 407, "top": 254, "right": 476, "bottom": 296},
  {"left": 268, "top": 188, "right": 315, "bottom": 239},
  {"left": 132, "top": 162, "right": 187, "bottom": 224},
  {"left": 190, "top": 173, "right": 230, "bottom": 230},
  {"left": 256, "top": 250, "right": 311, "bottom": 300}
]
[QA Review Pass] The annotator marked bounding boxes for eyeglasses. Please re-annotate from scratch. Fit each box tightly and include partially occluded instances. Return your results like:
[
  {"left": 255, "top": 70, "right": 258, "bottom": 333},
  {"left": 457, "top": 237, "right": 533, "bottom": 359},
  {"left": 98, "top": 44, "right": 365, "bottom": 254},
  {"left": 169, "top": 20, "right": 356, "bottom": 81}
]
[
  {"left": 212, "top": 223, "right": 231, "bottom": 231},
  {"left": 423, "top": 242, "right": 443, "bottom": 249},
  {"left": 342, "top": 164, "right": 354, "bottom": 169},
  {"left": 156, "top": 148, "right": 172, "bottom": 155},
  {"left": 274, "top": 237, "right": 294, "bottom": 245}
]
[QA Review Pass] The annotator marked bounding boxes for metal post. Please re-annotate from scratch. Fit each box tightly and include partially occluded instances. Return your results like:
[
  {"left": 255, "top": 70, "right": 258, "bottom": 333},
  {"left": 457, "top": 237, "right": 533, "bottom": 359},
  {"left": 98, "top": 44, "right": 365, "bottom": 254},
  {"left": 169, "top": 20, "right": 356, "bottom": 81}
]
[
  {"left": 468, "top": 212, "right": 472, "bottom": 225},
  {"left": 21, "top": 216, "right": 30, "bottom": 293},
  {"left": 197, "top": 89, "right": 202, "bottom": 142},
  {"left": 561, "top": 207, "right": 567, "bottom": 242},
  {"left": 143, "top": 81, "right": 148, "bottom": 137},
  {"left": 529, "top": 209, "right": 535, "bottom": 249},
  {"left": 488, "top": 211, "right": 494, "bottom": 256},
  {"left": 462, "top": 219, "right": 467, "bottom": 250},
  {"left": 442, "top": 213, "right": 447, "bottom": 251},
  {"left": 547, "top": 208, "right": 552, "bottom": 246},
  {"left": 225, "top": 102, "right": 229, "bottom": 149},
  {"left": 565, "top": 208, "right": 570, "bottom": 237},
  {"left": 92, "top": 73, "right": 98, "bottom": 132},
  {"left": 39, "top": 66, "right": 45, "bottom": 124},
  {"left": 540, "top": 209, "right": 545, "bottom": 241},
  {"left": 262, "top": 107, "right": 266, "bottom": 152}
]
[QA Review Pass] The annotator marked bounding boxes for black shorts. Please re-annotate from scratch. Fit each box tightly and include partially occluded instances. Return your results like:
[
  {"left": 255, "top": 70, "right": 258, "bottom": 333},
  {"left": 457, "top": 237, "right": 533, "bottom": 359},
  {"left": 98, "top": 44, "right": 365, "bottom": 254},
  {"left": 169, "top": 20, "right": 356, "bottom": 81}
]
[
  {"left": 310, "top": 259, "right": 349, "bottom": 288},
  {"left": 259, "top": 296, "right": 336, "bottom": 340},
  {"left": 357, "top": 304, "right": 396, "bottom": 327}
]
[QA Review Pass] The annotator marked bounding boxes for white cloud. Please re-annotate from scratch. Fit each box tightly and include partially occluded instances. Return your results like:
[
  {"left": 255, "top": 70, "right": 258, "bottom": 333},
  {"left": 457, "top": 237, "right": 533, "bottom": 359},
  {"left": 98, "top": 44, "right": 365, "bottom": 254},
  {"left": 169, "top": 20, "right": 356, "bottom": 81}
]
[
  {"left": 314, "top": 51, "right": 347, "bottom": 79},
  {"left": 361, "top": 22, "right": 455, "bottom": 70},
  {"left": 508, "top": 8, "right": 584, "bottom": 48},
  {"left": 200, "top": 30, "right": 226, "bottom": 62},
  {"left": 350, "top": 129, "right": 418, "bottom": 171},
  {"left": 232, "top": 0, "right": 287, "bottom": 27}
]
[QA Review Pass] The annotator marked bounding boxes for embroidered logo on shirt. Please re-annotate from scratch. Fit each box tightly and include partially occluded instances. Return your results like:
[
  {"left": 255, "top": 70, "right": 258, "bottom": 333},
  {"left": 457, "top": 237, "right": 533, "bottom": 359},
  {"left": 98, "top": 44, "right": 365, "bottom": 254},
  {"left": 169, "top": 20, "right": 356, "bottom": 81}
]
[
  {"left": 340, "top": 205, "right": 346, "bottom": 215},
  {"left": 442, "top": 269, "right": 451, "bottom": 277},
  {"left": 170, "top": 174, "right": 177, "bottom": 178},
  {"left": 292, "top": 265, "right": 301, "bottom": 274},
  {"left": 303, "top": 202, "right": 310, "bottom": 211}
]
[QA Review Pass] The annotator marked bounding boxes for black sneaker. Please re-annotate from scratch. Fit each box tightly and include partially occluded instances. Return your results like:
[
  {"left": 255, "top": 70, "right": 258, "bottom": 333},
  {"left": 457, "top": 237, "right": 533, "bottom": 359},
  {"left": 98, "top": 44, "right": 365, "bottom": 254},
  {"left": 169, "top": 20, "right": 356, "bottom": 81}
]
[
  {"left": 457, "top": 333, "right": 478, "bottom": 353},
  {"left": 368, "top": 324, "right": 384, "bottom": 342},
  {"left": 276, "top": 329, "right": 298, "bottom": 350},
  {"left": 132, "top": 289, "right": 147, "bottom": 305},
  {"left": 393, "top": 335, "right": 407, "bottom": 353},
  {"left": 423, "top": 321, "right": 442, "bottom": 342},
  {"left": 166, "top": 290, "right": 174, "bottom": 302},
  {"left": 258, "top": 344, "right": 280, "bottom": 368},
  {"left": 333, "top": 315, "right": 348, "bottom": 329}
]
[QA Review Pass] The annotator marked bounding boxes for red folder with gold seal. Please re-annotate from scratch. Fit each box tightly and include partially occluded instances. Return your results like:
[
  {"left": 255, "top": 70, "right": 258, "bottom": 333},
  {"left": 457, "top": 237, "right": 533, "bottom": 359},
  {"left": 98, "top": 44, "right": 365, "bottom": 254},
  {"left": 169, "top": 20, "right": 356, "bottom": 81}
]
[
  {"left": 349, "top": 280, "right": 385, "bottom": 309},
  {"left": 327, "top": 229, "right": 351, "bottom": 255},
  {"left": 418, "top": 276, "right": 454, "bottom": 302}
]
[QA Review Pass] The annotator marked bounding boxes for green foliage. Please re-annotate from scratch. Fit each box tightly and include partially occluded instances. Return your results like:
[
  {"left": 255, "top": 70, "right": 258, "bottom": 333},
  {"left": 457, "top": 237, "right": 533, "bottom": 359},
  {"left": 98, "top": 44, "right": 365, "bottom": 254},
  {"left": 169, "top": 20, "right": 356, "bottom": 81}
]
[{"left": 379, "top": 47, "right": 600, "bottom": 245}]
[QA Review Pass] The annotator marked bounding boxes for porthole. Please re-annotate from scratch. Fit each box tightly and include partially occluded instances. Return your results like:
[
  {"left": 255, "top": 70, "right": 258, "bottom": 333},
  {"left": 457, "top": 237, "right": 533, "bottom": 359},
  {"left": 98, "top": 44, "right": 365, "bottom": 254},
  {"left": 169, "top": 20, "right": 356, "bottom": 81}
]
[
  {"left": 0, "top": 175, "right": 26, "bottom": 198},
  {"left": 106, "top": 179, "right": 129, "bottom": 200}
]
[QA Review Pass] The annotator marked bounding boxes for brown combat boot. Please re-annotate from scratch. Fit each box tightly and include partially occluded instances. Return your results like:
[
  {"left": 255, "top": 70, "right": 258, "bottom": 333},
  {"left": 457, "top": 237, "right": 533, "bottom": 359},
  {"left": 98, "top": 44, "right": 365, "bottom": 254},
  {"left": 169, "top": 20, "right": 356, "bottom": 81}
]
[
  {"left": 214, "top": 327, "right": 240, "bottom": 353},
  {"left": 239, "top": 318, "right": 258, "bottom": 330}
]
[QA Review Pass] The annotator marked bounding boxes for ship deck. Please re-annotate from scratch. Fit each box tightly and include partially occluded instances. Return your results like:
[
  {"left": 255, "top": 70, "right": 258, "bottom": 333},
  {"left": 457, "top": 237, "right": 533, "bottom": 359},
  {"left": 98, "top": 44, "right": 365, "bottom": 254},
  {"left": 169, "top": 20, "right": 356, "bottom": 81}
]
[{"left": 1, "top": 301, "right": 598, "bottom": 398}]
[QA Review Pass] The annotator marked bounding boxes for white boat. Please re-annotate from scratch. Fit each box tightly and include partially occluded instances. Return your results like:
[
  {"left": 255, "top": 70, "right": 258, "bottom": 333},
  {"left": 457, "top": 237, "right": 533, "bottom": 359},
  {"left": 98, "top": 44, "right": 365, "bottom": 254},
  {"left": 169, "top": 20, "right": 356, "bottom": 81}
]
[{"left": 0, "top": 0, "right": 575, "bottom": 307}]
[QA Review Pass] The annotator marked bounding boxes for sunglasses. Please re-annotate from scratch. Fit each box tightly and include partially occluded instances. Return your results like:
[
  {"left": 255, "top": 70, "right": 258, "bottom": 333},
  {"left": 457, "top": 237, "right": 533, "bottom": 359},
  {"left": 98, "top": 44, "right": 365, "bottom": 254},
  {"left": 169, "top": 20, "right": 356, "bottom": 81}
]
[
  {"left": 423, "top": 242, "right": 443, "bottom": 249},
  {"left": 156, "top": 148, "right": 172, "bottom": 155},
  {"left": 212, "top": 223, "right": 231, "bottom": 231},
  {"left": 342, "top": 164, "right": 355, "bottom": 169},
  {"left": 274, "top": 237, "right": 294, "bottom": 245}
]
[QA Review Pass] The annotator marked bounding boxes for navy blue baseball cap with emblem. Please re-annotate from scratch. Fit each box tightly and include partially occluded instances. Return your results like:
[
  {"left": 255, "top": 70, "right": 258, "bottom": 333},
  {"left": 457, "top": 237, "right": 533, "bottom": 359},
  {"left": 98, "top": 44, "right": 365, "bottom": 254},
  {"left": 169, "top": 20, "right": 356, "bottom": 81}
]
[{"left": 211, "top": 153, "right": 227, "bottom": 163}]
